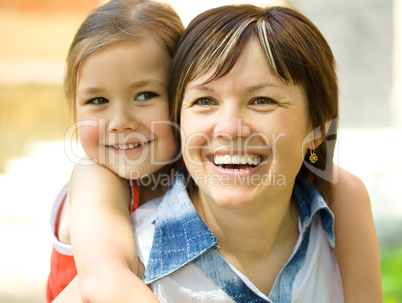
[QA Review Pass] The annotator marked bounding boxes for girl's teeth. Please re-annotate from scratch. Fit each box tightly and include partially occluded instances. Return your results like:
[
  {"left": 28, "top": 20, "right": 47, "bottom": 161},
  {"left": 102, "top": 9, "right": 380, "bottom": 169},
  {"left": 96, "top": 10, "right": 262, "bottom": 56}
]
[{"left": 116, "top": 142, "right": 146, "bottom": 150}]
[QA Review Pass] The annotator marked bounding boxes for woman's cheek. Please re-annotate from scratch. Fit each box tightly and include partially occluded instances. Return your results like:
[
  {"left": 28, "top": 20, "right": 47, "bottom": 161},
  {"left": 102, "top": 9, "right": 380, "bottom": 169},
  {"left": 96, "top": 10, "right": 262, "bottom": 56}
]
[{"left": 181, "top": 132, "right": 208, "bottom": 169}]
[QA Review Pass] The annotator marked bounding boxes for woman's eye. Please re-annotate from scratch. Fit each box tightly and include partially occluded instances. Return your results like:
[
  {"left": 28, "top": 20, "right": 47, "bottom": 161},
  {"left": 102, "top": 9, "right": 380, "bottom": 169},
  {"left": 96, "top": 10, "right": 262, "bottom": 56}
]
[
  {"left": 136, "top": 92, "right": 158, "bottom": 101},
  {"left": 251, "top": 97, "right": 275, "bottom": 105},
  {"left": 194, "top": 98, "right": 216, "bottom": 106},
  {"left": 87, "top": 97, "right": 108, "bottom": 105}
]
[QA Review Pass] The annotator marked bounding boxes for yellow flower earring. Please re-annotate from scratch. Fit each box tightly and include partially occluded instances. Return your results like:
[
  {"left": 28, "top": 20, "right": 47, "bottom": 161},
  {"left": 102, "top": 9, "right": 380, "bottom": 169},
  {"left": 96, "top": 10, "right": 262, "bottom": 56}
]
[{"left": 309, "top": 149, "right": 318, "bottom": 164}]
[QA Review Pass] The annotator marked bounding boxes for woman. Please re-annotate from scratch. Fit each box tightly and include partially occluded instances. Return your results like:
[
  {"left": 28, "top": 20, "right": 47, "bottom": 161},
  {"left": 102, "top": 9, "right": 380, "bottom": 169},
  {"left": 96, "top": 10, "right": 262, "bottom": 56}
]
[{"left": 138, "top": 4, "right": 381, "bottom": 302}]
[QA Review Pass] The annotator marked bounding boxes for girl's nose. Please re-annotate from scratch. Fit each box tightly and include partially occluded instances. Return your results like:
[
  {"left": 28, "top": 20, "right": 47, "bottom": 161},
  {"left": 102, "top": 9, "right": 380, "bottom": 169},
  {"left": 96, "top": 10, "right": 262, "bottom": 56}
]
[{"left": 107, "top": 107, "right": 139, "bottom": 132}]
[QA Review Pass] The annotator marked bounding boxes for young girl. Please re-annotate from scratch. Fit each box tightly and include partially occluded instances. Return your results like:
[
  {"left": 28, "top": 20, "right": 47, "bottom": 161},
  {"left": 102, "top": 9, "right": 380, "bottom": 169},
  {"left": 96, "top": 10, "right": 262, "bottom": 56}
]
[{"left": 46, "top": 0, "right": 184, "bottom": 302}]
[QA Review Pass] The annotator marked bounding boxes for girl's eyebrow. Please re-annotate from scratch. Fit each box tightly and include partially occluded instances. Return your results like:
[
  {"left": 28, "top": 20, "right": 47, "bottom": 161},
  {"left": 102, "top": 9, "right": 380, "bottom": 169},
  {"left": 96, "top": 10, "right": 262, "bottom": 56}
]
[
  {"left": 130, "top": 79, "right": 167, "bottom": 89},
  {"left": 77, "top": 79, "right": 167, "bottom": 96},
  {"left": 76, "top": 86, "right": 104, "bottom": 96}
]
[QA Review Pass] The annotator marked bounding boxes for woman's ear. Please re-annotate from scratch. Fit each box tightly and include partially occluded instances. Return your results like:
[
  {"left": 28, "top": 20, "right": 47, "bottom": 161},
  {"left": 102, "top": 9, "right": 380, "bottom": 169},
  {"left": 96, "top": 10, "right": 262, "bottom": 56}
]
[
  {"left": 306, "top": 137, "right": 321, "bottom": 150},
  {"left": 303, "top": 128, "right": 323, "bottom": 165},
  {"left": 303, "top": 127, "right": 323, "bottom": 151},
  {"left": 304, "top": 119, "right": 334, "bottom": 150}
]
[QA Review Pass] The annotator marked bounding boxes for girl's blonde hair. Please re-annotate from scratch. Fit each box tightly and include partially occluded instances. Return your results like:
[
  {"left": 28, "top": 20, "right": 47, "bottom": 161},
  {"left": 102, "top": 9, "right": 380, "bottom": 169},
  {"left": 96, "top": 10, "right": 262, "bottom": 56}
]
[{"left": 65, "top": 0, "right": 184, "bottom": 119}]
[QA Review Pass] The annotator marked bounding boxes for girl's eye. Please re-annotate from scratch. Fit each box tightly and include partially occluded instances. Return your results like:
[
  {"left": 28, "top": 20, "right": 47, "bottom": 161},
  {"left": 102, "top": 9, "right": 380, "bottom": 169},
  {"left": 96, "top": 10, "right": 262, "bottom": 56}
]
[
  {"left": 194, "top": 98, "right": 216, "bottom": 106},
  {"left": 251, "top": 97, "right": 276, "bottom": 105},
  {"left": 136, "top": 92, "right": 158, "bottom": 101},
  {"left": 87, "top": 97, "right": 108, "bottom": 105}
]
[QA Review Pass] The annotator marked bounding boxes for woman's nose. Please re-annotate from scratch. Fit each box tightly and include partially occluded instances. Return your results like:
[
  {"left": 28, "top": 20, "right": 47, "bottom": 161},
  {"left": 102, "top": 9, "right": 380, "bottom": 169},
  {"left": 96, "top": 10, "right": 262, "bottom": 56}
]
[{"left": 213, "top": 107, "right": 252, "bottom": 140}]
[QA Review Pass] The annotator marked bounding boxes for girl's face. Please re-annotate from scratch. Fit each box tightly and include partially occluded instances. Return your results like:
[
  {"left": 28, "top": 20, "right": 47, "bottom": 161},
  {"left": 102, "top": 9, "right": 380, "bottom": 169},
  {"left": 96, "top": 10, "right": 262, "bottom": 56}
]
[
  {"left": 76, "top": 38, "right": 178, "bottom": 179},
  {"left": 180, "top": 37, "right": 314, "bottom": 209}
]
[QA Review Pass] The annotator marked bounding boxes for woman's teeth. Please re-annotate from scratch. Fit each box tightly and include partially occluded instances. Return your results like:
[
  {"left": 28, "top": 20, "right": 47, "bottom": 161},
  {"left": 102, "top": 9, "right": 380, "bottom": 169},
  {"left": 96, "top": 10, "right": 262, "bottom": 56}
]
[{"left": 213, "top": 154, "right": 262, "bottom": 169}]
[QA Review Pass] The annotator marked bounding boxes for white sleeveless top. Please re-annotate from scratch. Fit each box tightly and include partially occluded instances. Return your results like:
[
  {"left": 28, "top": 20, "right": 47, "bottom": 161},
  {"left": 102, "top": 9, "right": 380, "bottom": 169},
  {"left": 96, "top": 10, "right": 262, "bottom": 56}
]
[{"left": 133, "top": 172, "right": 344, "bottom": 303}]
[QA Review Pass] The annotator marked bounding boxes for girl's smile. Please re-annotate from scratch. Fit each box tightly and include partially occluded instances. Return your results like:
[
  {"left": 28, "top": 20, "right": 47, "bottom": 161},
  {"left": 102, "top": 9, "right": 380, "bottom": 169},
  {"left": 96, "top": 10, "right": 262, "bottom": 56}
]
[
  {"left": 75, "top": 38, "right": 178, "bottom": 178},
  {"left": 107, "top": 139, "right": 153, "bottom": 155}
]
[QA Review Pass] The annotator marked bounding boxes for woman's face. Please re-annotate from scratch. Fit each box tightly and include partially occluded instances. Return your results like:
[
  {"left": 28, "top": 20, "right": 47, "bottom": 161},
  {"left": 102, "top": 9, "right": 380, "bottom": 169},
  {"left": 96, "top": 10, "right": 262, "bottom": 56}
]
[{"left": 180, "top": 37, "right": 313, "bottom": 208}]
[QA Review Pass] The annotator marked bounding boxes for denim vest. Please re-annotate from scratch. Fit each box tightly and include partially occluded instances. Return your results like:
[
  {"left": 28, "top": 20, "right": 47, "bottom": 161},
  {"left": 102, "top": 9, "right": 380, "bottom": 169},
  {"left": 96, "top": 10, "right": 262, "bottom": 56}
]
[{"left": 140, "top": 170, "right": 342, "bottom": 302}]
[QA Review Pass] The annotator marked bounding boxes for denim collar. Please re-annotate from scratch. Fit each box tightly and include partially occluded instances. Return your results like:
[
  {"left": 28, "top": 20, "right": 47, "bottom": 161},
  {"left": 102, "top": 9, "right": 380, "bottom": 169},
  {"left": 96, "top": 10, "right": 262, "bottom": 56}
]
[{"left": 143, "top": 169, "right": 335, "bottom": 285}]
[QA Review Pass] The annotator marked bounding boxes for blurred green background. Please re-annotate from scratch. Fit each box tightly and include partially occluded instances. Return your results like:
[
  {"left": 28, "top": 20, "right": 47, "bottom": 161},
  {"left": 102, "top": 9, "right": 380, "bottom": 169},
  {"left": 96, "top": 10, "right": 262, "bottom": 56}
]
[{"left": 382, "top": 246, "right": 402, "bottom": 302}]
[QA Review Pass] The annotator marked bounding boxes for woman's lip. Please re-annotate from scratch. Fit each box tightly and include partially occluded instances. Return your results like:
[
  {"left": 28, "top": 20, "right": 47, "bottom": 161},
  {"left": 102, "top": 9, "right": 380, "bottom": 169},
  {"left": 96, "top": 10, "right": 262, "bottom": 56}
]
[
  {"left": 208, "top": 153, "right": 265, "bottom": 165},
  {"left": 207, "top": 156, "right": 263, "bottom": 177},
  {"left": 210, "top": 150, "right": 265, "bottom": 156}
]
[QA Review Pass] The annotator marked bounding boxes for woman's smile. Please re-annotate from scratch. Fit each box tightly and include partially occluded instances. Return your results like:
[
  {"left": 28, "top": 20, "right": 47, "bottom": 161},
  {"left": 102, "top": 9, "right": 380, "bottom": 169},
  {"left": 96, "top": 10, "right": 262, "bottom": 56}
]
[
  {"left": 180, "top": 36, "right": 311, "bottom": 207},
  {"left": 210, "top": 153, "right": 263, "bottom": 170}
]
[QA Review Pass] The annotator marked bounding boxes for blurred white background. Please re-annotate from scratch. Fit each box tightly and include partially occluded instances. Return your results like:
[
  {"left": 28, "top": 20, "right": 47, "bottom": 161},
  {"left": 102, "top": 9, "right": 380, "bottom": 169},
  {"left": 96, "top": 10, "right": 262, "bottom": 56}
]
[{"left": 0, "top": 0, "right": 400, "bottom": 302}]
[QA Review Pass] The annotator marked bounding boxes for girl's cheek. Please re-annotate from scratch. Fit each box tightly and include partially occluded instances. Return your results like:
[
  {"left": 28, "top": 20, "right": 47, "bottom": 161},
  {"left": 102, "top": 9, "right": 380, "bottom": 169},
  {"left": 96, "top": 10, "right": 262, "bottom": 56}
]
[{"left": 78, "top": 124, "right": 101, "bottom": 158}]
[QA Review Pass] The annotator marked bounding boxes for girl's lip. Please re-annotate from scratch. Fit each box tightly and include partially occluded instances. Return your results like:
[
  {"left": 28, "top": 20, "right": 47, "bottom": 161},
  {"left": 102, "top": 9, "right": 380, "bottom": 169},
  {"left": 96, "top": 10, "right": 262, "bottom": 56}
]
[{"left": 107, "top": 140, "right": 153, "bottom": 154}]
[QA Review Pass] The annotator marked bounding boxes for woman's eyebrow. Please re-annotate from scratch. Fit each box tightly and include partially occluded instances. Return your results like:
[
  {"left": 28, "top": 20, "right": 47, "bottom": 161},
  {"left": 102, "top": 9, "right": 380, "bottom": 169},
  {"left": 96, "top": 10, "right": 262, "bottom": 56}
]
[
  {"left": 185, "top": 84, "right": 214, "bottom": 93},
  {"left": 186, "top": 82, "right": 283, "bottom": 94},
  {"left": 245, "top": 82, "right": 282, "bottom": 93}
]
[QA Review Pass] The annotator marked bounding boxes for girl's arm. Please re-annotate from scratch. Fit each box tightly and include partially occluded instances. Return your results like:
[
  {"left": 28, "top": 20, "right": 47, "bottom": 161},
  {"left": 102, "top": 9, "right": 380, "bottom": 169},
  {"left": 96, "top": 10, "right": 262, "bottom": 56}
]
[
  {"left": 52, "top": 276, "right": 82, "bottom": 303},
  {"left": 332, "top": 166, "right": 382, "bottom": 303},
  {"left": 53, "top": 275, "right": 158, "bottom": 303},
  {"left": 67, "top": 161, "right": 159, "bottom": 303}
]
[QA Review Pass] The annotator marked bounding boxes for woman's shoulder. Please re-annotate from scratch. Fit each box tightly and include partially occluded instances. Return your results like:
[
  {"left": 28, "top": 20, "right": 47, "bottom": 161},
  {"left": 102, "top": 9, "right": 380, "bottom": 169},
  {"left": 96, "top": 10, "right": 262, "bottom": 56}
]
[
  {"left": 330, "top": 164, "right": 376, "bottom": 249},
  {"left": 330, "top": 165, "right": 373, "bottom": 245},
  {"left": 332, "top": 165, "right": 370, "bottom": 208},
  {"left": 331, "top": 168, "right": 382, "bottom": 302}
]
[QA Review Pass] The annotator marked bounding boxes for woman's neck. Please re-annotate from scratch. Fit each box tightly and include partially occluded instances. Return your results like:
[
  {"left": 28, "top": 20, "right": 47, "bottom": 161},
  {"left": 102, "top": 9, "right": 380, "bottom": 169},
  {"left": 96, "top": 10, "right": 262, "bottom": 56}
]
[
  {"left": 195, "top": 191, "right": 298, "bottom": 252},
  {"left": 192, "top": 187, "right": 300, "bottom": 295}
]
